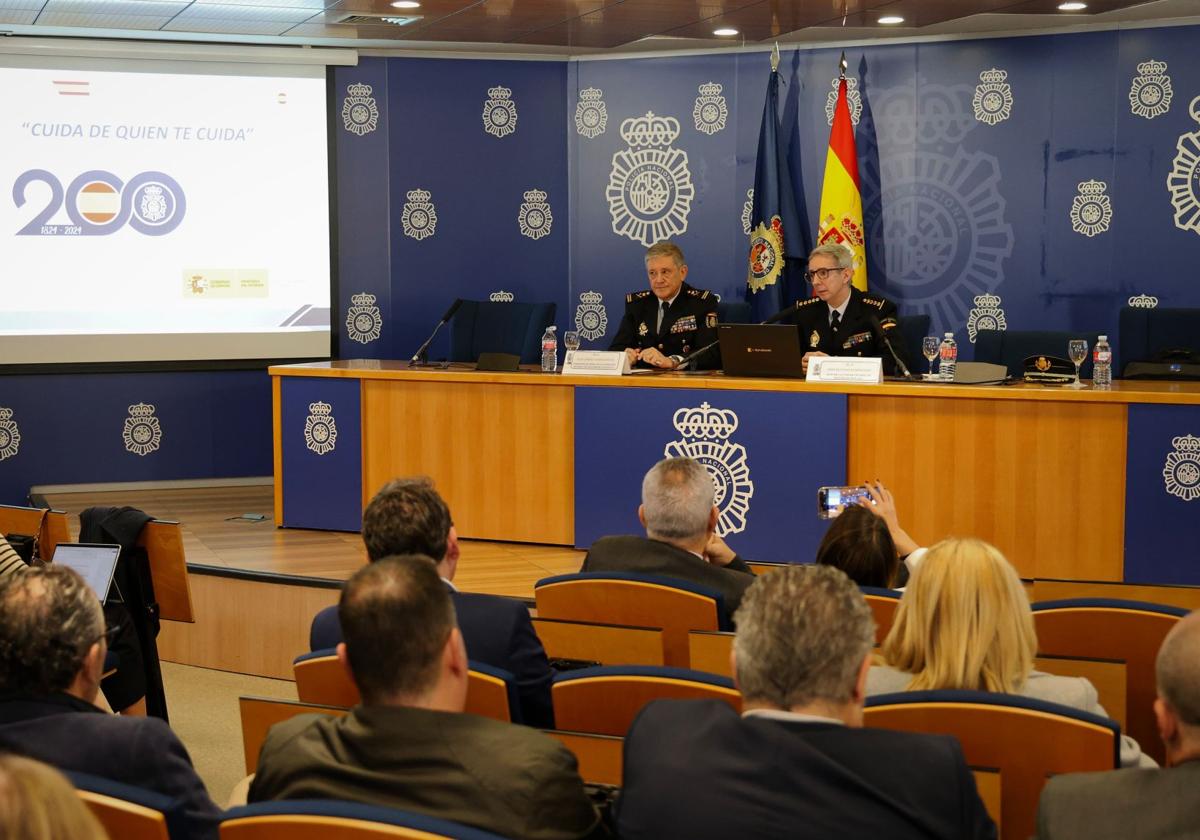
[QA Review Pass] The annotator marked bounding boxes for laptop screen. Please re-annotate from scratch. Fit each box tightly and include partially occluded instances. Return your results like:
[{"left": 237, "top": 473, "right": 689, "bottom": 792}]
[{"left": 52, "top": 543, "right": 121, "bottom": 603}]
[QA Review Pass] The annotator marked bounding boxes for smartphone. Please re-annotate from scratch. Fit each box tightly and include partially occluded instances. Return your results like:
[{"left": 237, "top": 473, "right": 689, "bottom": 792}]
[{"left": 817, "top": 485, "right": 870, "bottom": 519}]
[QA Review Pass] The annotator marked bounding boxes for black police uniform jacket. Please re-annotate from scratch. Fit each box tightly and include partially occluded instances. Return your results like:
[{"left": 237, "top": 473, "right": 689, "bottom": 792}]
[
  {"left": 608, "top": 282, "right": 720, "bottom": 370},
  {"left": 788, "top": 286, "right": 911, "bottom": 376}
]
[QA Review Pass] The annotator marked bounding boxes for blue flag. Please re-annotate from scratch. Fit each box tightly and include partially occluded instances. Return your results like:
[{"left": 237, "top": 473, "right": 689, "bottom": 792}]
[{"left": 745, "top": 61, "right": 809, "bottom": 322}]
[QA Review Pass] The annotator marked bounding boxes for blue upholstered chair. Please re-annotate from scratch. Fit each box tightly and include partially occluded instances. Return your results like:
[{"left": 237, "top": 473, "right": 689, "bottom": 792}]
[
  {"left": 67, "top": 771, "right": 186, "bottom": 840},
  {"left": 896, "top": 314, "right": 931, "bottom": 376},
  {"left": 1118, "top": 305, "right": 1200, "bottom": 376},
  {"left": 716, "top": 300, "right": 752, "bottom": 324},
  {"left": 448, "top": 300, "right": 556, "bottom": 365},
  {"left": 974, "top": 329, "right": 1104, "bottom": 379},
  {"left": 221, "top": 800, "right": 507, "bottom": 839}
]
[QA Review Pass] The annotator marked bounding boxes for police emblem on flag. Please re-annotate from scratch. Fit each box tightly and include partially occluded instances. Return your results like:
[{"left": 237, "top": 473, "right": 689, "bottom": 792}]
[
  {"left": 664, "top": 402, "right": 754, "bottom": 536},
  {"left": 741, "top": 189, "right": 754, "bottom": 235},
  {"left": 748, "top": 216, "right": 786, "bottom": 293},
  {"left": 482, "top": 86, "right": 518, "bottom": 139},
  {"left": 1163, "top": 434, "right": 1200, "bottom": 502},
  {"left": 693, "top": 82, "right": 728, "bottom": 136},
  {"left": 1128, "top": 294, "right": 1159, "bottom": 309},
  {"left": 401, "top": 189, "right": 438, "bottom": 241},
  {"left": 966, "top": 293, "right": 1007, "bottom": 343},
  {"left": 518, "top": 189, "right": 553, "bottom": 240},
  {"left": 489, "top": 291, "right": 515, "bottom": 302},
  {"left": 1167, "top": 97, "right": 1200, "bottom": 236},
  {"left": 123, "top": 403, "right": 162, "bottom": 457},
  {"left": 345, "top": 292, "right": 382, "bottom": 345},
  {"left": 825, "top": 77, "right": 862, "bottom": 126},
  {"left": 574, "top": 291, "right": 608, "bottom": 341},
  {"left": 972, "top": 69, "right": 1013, "bottom": 126},
  {"left": 575, "top": 88, "right": 608, "bottom": 139},
  {"left": 1070, "top": 180, "right": 1113, "bottom": 238},
  {"left": 1129, "top": 60, "right": 1173, "bottom": 120},
  {"left": 0, "top": 408, "right": 20, "bottom": 462},
  {"left": 304, "top": 402, "right": 338, "bottom": 456},
  {"left": 607, "top": 112, "right": 695, "bottom": 246},
  {"left": 341, "top": 82, "right": 379, "bottom": 137}
]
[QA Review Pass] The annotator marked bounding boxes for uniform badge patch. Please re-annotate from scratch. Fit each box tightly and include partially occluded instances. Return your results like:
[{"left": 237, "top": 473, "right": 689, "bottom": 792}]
[
  {"left": 638, "top": 322, "right": 649, "bottom": 337},
  {"left": 706, "top": 312, "right": 717, "bottom": 328},
  {"left": 810, "top": 330, "right": 820, "bottom": 349}
]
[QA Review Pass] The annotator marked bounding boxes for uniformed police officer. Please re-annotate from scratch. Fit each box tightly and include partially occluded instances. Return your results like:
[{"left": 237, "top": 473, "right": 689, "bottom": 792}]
[
  {"left": 788, "top": 243, "right": 912, "bottom": 376},
  {"left": 609, "top": 241, "right": 720, "bottom": 370}
]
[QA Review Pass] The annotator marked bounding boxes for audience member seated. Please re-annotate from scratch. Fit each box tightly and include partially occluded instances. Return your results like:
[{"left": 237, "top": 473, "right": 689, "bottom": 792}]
[
  {"left": 582, "top": 457, "right": 755, "bottom": 617},
  {"left": 0, "top": 754, "right": 109, "bottom": 840},
  {"left": 310, "top": 477, "right": 555, "bottom": 728},
  {"left": 254, "top": 556, "right": 606, "bottom": 840},
  {"left": 816, "top": 481, "right": 927, "bottom": 589},
  {"left": 868, "top": 538, "right": 1152, "bottom": 767},
  {"left": 616, "top": 565, "right": 995, "bottom": 839},
  {"left": 0, "top": 534, "right": 25, "bottom": 579},
  {"left": 1037, "top": 609, "right": 1200, "bottom": 838},
  {"left": 0, "top": 566, "right": 220, "bottom": 839}
]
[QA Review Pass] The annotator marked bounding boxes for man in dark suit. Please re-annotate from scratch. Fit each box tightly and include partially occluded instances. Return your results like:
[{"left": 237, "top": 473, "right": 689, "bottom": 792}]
[
  {"left": 788, "top": 243, "right": 911, "bottom": 376},
  {"left": 254, "top": 556, "right": 605, "bottom": 840},
  {"left": 617, "top": 564, "right": 996, "bottom": 840},
  {"left": 608, "top": 240, "right": 720, "bottom": 370},
  {"left": 0, "top": 566, "right": 220, "bottom": 840},
  {"left": 310, "top": 477, "right": 555, "bottom": 728},
  {"left": 1037, "top": 609, "right": 1200, "bottom": 839},
  {"left": 582, "top": 457, "right": 755, "bottom": 619}
]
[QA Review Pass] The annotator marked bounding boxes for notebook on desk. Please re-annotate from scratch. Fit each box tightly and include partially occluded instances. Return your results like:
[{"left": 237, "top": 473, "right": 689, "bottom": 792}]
[{"left": 717, "top": 324, "right": 805, "bottom": 378}]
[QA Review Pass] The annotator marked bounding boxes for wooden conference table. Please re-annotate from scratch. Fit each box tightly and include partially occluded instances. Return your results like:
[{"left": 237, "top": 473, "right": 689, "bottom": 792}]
[{"left": 270, "top": 361, "right": 1200, "bottom": 586}]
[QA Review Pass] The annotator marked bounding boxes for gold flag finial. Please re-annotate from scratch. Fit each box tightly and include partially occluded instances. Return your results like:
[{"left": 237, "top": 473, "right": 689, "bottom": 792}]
[
  {"left": 838, "top": 51, "right": 847, "bottom": 79},
  {"left": 770, "top": 42, "right": 780, "bottom": 72}
]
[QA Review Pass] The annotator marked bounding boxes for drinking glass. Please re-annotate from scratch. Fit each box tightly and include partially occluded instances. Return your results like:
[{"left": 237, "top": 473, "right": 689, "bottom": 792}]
[
  {"left": 1068, "top": 339, "right": 1088, "bottom": 388},
  {"left": 922, "top": 336, "right": 940, "bottom": 380},
  {"left": 563, "top": 331, "right": 581, "bottom": 353}
]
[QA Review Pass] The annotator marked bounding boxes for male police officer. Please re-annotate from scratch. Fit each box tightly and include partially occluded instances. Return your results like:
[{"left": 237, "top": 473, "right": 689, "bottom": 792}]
[{"left": 609, "top": 241, "right": 720, "bottom": 370}]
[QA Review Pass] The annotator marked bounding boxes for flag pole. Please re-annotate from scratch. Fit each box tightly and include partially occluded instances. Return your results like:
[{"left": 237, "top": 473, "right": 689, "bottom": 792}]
[{"left": 770, "top": 42, "right": 780, "bottom": 72}]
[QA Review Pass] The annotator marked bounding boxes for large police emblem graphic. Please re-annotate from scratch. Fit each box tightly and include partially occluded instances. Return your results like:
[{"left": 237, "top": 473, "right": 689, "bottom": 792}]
[
  {"left": 825, "top": 76, "right": 862, "bottom": 126},
  {"left": 345, "top": 292, "right": 382, "bottom": 345},
  {"left": 741, "top": 189, "right": 754, "bottom": 235},
  {"left": 123, "top": 403, "right": 162, "bottom": 457},
  {"left": 518, "top": 189, "right": 553, "bottom": 240},
  {"left": 1128, "top": 293, "right": 1159, "bottom": 309},
  {"left": 965, "top": 293, "right": 1007, "bottom": 343},
  {"left": 304, "top": 402, "right": 337, "bottom": 456},
  {"left": 1163, "top": 434, "right": 1200, "bottom": 502},
  {"left": 341, "top": 82, "right": 379, "bottom": 137},
  {"left": 664, "top": 402, "right": 753, "bottom": 536},
  {"left": 482, "top": 86, "right": 518, "bottom": 139},
  {"left": 871, "top": 78, "right": 976, "bottom": 146},
  {"left": 972, "top": 69, "right": 1013, "bottom": 126},
  {"left": 1070, "top": 180, "right": 1114, "bottom": 237},
  {"left": 607, "top": 112, "right": 696, "bottom": 246},
  {"left": 0, "top": 407, "right": 20, "bottom": 461},
  {"left": 693, "top": 82, "right": 728, "bottom": 136},
  {"left": 1129, "top": 60, "right": 1173, "bottom": 120},
  {"left": 575, "top": 87, "right": 608, "bottom": 139},
  {"left": 401, "top": 189, "right": 438, "bottom": 241},
  {"left": 574, "top": 291, "right": 608, "bottom": 341},
  {"left": 1167, "top": 97, "right": 1200, "bottom": 236},
  {"left": 489, "top": 290, "right": 515, "bottom": 302}
]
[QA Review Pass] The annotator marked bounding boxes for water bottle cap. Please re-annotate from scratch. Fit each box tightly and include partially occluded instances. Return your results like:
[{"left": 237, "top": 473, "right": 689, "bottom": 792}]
[
  {"left": 1098, "top": 335, "right": 1107, "bottom": 341},
  {"left": 944, "top": 332, "right": 954, "bottom": 338},
  {"left": 547, "top": 326, "right": 556, "bottom": 332}
]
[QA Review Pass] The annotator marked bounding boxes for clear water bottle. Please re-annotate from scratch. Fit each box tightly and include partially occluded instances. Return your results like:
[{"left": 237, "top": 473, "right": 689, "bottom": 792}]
[
  {"left": 540, "top": 326, "right": 558, "bottom": 372},
  {"left": 1093, "top": 334, "right": 1112, "bottom": 388},
  {"left": 938, "top": 332, "right": 958, "bottom": 381}
]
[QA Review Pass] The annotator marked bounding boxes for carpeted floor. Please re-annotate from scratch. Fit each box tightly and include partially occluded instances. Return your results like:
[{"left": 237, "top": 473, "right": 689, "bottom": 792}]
[{"left": 161, "top": 661, "right": 297, "bottom": 806}]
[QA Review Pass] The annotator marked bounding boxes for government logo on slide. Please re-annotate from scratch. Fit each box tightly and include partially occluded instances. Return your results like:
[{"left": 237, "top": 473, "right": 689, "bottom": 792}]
[
  {"left": 664, "top": 402, "right": 754, "bottom": 536},
  {"left": 13, "top": 169, "right": 185, "bottom": 236}
]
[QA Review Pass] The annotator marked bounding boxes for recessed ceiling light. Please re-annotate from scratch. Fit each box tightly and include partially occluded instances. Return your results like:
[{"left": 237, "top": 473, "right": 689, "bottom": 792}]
[
  {"left": 878, "top": 15, "right": 904, "bottom": 24},
  {"left": 390, "top": 1, "right": 420, "bottom": 8},
  {"left": 1057, "top": 1, "right": 1086, "bottom": 9},
  {"left": 713, "top": 27, "right": 738, "bottom": 36}
]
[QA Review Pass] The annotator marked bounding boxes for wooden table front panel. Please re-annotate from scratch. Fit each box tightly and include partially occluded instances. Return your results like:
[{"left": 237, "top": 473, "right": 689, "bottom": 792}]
[
  {"left": 361, "top": 379, "right": 574, "bottom": 544},
  {"left": 848, "top": 395, "right": 1126, "bottom": 581}
]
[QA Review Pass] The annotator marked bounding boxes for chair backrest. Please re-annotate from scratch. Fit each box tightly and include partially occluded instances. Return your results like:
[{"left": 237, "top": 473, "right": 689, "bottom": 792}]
[
  {"left": 136, "top": 519, "right": 195, "bottom": 622},
  {"left": 1032, "top": 597, "right": 1186, "bottom": 766},
  {"left": 686, "top": 630, "right": 733, "bottom": 677},
  {"left": 745, "top": 561, "right": 786, "bottom": 576},
  {"left": 67, "top": 771, "right": 183, "bottom": 840},
  {"left": 540, "top": 730, "right": 624, "bottom": 787},
  {"left": 221, "top": 800, "right": 507, "bottom": 840},
  {"left": 240, "top": 695, "right": 349, "bottom": 773},
  {"left": 716, "top": 300, "right": 752, "bottom": 324},
  {"left": 531, "top": 617, "right": 665, "bottom": 666},
  {"left": 865, "top": 690, "right": 1119, "bottom": 840},
  {"left": 860, "top": 586, "right": 902, "bottom": 645},
  {"left": 896, "top": 313, "right": 931, "bottom": 374},
  {"left": 0, "top": 504, "right": 70, "bottom": 560},
  {"left": 448, "top": 300, "right": 556, "bottom": 365},
  {"left": 974, "top": 329, "right": 1103, "bottom": 379},
  {"left": 552, "top": 665, "right": 740, "bottom": 736},
  {"left": 463, "top": 661, "right": 521, "bottom": 724},
  {"left": 1033, "top": 654, "right": 1126, "bottom": 729},
  {"left": 1119, "top": 305, "right": 1200, "bottom": 373},
  {"left": 534, "top": 572, "right": 727, "bottom": 667}
]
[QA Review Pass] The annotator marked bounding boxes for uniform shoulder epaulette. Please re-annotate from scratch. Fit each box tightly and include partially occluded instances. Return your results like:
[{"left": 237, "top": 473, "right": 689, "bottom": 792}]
[
  {"left": 794, "top": 297, "right": 822, "bottom": 308},
  {"left": 861, "top": 295, "right": 886, "bottom": 310},
  {"left": 627, "top": 290, "right": 653, "bottom": 303},
  {"left": 684, "top": 288, "right": 710, "bottom": 300}
]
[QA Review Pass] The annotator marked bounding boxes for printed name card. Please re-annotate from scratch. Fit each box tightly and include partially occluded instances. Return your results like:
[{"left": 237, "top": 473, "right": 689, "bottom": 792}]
[
  {"left": 561, "top": 350, "right": 631, "bottom": 376},
  {"left": 805, "top": 356, "right": 883, "bottom": 384}
]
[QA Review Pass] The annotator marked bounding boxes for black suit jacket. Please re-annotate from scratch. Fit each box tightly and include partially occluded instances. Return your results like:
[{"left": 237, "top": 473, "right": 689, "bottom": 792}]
[
  {"left": 0, "top": 693, "right": 220, "bottom": 840},
  {"left": 787, "top": 286, "right": 912, "bottom": 376},
  {"left": 608, "top": 282, "right": 720, "bottom": 369},
  {"left": 581, "top": 535, "right": 755, "bottom": 620},
  {"left": 617, "top": 699, "right": 995, "bottom": 840},
  {"left": 310, "top": 587, "right": 555, "bottom": 729}
]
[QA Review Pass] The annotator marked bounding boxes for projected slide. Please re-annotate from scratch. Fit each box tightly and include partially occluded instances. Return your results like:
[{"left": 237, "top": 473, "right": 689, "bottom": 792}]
[{"left": 0, "top": 62, "right": 331, "bottom": 364}]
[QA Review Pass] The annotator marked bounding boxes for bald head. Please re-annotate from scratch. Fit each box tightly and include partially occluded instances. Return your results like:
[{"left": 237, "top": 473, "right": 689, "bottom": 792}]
[{"left": 1157, "top": 611, "right": 1200, "bottom": 727}]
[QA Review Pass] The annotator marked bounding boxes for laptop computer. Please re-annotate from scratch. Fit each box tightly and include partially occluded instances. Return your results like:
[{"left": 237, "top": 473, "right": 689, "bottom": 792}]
[
  {"left": 52, "top": 543, "right": 121, "bottom": 603},
  {"left": 717, "top": 324, "right": 806, "bottom": 378}
]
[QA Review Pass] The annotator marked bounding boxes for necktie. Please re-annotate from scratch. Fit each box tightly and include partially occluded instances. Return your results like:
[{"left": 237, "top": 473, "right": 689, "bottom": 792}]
[
  {"left": 657, "top": 300, "right": 671, "bottom": 333},
  {"left": 830, "top": 310, "right": 841, "bottom": 333}
]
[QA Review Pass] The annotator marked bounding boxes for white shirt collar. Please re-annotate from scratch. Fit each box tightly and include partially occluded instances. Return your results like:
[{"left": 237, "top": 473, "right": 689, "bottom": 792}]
[
  {"left": 827, "top": 294, "right": 850, "bottom": 321},
  {"left": 661, "top": 289, "right": 681, "bottom": 308},
  {"left": 742, "top": 708, "right": 845, "bottom": 726}
]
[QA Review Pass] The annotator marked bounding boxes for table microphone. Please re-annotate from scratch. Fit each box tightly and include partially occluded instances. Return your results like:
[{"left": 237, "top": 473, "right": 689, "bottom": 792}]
[
  {"left": 868, "top": 313, "right": 914, "bottom": 379},
  {"left": 409, "top": 298, "right": 463, "bottom": 366}
]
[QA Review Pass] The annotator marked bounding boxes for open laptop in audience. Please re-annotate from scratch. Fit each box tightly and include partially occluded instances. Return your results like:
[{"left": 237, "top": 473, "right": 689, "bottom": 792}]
[{"left": 50, "top": 543, "right": 120, "bottom": 603}]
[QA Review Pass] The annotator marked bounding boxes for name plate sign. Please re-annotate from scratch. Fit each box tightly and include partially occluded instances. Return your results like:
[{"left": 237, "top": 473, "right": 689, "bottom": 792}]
[
  {"left": 562, "top": 350, "right": 631, "bottom": 376},
  {"left": 806, "top": 356, "right": 883, "bottom": 384}
]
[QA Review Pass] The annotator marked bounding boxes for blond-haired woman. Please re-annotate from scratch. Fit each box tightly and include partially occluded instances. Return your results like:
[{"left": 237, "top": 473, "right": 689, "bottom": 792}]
[
  {"left": 867, "top": 537, "right": 1151, "bottom": 767},
  {"left": 0, "top": 754, "right": 109, "bottom": 840}
]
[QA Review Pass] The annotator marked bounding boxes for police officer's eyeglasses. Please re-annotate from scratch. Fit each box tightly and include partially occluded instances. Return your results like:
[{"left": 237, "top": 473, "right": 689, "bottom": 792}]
[{"left": 804, "top": 267, "right": 846, "bottom": 282}]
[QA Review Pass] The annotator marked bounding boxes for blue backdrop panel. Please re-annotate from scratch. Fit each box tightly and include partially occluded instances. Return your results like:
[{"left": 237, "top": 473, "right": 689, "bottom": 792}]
[
  {"left": 1124, "top": 404, "right": 1200, "bottom": 585},
  {"left": 574, "top": 386, "right": 846, "bottom": 564},
  {"left": 280, "top": 377, "right": 362, "bottom": 531}
]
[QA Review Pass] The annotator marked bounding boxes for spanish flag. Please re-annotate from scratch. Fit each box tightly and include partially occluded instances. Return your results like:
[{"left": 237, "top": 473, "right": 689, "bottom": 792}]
[{"left": 817, "top": 58, "right": 867, "bottom": 291}]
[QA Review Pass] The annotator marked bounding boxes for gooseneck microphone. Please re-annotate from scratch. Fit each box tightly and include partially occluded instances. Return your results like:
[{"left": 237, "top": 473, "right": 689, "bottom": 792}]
[
  {"left": 409, "top": 298, "right": 463, "bottom": 366},
  {"left": 867, "top": 313, "right": 913, "bottom": 379}
]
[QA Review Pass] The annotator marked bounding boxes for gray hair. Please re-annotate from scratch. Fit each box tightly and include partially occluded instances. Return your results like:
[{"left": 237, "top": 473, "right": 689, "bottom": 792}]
[
  {"left": 641, "top": 457, "right": 714, "bottom": 542},
  {"left": 644, "top": 241, "right": 686, "bottom": 268},
  {"left": 1157, "top": 611, "right": 1200, "bottom": 727},
  {"left": 734, "top": 565, "right": 875, "bottom": 709},
  {"left": 808, "top": 243, "right": 853, "bottom": 270}
]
